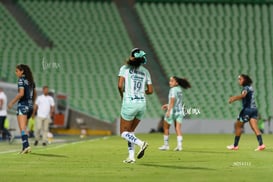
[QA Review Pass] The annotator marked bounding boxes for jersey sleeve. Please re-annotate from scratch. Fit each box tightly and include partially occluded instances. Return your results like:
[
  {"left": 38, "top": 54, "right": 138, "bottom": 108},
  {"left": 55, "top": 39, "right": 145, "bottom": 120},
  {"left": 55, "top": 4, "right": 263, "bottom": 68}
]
[
  {"left": 118, "top": 65, "right": 126, "bottom": 77},
  {"left": 145, "top": 69, "right": 152, "bottom": 85},
  {"left": 50, "top": 97, "right": 55, "bottom": 106},
  {"left": 169, "top": 88, "right": 176, "bottom": 98},
  {"left": 35, "top": 96, "right": 40, "bottom": 105},
  {"left": 18, "top": 78, "right": 24, "bottom": 89},
  {"left": 242, "top": 86, "right": 249, "bottom": 94}
]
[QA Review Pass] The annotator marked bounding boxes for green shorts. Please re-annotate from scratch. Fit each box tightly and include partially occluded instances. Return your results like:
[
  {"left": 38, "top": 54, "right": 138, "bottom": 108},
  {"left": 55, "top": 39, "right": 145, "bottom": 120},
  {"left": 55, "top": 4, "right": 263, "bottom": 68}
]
[
  {"left": 121, "top": 102, "right": 146, "bottom": 121},
  {"left": 164, "top": 113, "right": 183, "bottom": 125}
]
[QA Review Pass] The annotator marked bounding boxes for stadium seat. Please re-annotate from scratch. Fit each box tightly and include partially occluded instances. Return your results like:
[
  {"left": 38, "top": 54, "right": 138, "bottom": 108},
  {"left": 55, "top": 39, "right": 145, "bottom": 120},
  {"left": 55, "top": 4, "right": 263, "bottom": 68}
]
[{"left": 135, "top": 2, "right": 273, "bottom": 119}]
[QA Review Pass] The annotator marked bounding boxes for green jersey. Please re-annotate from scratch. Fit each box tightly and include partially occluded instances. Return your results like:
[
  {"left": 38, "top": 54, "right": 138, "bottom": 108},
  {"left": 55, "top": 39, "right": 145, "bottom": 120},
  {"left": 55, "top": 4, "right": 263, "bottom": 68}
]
[
  {"left": 118, "top": 65, "right": 152, "bottom": 103},
  {"left": 168, "top": 86, "right": 183, "bottom": 115}
]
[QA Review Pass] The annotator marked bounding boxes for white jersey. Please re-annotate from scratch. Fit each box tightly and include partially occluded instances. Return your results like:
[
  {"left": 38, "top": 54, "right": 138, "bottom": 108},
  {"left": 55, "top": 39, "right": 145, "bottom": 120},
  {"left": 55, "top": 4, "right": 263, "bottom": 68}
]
[
  {"left": 35, "top": 94, "right": 55, "bottom": 118},
  {"left": 0, "top": 91, "right": 7, "bottom": 116},
  {"left": 118, "top": 65, "right": 152, "bottom": 103},
  {"left": 168, "top": 86, "right": 183, "bottom": 115}
]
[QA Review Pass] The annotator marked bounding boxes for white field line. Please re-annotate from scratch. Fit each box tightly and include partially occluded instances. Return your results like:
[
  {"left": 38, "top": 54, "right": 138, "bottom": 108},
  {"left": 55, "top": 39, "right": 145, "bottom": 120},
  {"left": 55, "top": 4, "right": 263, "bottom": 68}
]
[{"left": 0, "top": 136, "right": 110, "bottom": 155}]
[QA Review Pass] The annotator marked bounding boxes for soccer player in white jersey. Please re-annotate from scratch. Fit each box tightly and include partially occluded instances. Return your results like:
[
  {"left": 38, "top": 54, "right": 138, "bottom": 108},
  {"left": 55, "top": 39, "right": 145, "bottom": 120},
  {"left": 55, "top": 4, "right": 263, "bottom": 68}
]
[
  {"left": 118, "top": 48, "right": 153, "bottom": 163},
  {"left": 159, "top": 76, "right": 191, "bottom": 151}
]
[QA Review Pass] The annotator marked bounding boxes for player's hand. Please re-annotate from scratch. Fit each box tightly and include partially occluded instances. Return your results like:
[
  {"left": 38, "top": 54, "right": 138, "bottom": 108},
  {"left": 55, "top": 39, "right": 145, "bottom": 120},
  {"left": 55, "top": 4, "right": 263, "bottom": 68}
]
[
  {"left": 8, "top": 102, "right": 13, "bottom": 109},
  {"left": 161, "top": 104, "right": 168, "bottom": 110},
  {"left": 166, "top": 110, "right": 170, "bottom": 118},
  {"left": 228, "top": 96, "right": 235, "bottom": 104}
]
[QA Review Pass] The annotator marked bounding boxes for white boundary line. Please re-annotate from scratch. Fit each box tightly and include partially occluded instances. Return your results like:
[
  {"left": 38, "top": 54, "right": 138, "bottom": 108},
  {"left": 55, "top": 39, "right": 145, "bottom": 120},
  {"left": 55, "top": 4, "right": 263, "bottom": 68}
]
[{"left": 0, "top": 136, "right": 110, "bottom": 155}]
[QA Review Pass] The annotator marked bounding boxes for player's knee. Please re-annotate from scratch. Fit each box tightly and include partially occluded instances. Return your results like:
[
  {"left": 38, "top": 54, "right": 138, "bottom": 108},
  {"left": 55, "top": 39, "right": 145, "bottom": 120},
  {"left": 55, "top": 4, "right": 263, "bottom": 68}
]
[{"left": 121, "top": 131, "right": 129, "bottom": 138}]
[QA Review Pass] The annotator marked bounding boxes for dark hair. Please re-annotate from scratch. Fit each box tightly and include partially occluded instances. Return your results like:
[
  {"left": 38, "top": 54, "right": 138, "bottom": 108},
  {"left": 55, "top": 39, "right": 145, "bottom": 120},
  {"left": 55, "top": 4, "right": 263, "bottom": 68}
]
[
  {"left": 126, "top": 48, "right": 147, "bottom": 68},
  {"left": 240, "top": 74, "right": 253, "bottom": 86},
  {"left": 16, "top": 64, "right": 34, "bottom": 87},
  {"left": 173, "top": 76, "right": 191, "bottom": 89}
]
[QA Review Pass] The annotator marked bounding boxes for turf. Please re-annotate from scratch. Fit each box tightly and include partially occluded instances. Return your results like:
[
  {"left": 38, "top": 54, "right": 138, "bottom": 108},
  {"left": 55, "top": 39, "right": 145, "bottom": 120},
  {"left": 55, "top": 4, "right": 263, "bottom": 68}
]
[{"left": 0, "top": 134, "right": 272, "bottom": 182}]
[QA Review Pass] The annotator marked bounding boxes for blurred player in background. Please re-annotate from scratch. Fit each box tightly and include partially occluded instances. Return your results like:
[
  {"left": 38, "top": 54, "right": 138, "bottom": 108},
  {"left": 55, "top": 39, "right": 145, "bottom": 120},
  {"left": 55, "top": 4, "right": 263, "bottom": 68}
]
[
  {"left": 118, "top": 48, "right": 153, "bottom": 163},
  {"left": 0, "top": 87, "right": 12, "bottom": 142},
  {"left": 33, "top": 85, "right": 55, "bottom": 146},
  {"left": 159, "top": 76, "right": 191, "bottom": 151},
  {"left": 227, "top": 74, "right": 265, "bottom": 151},
  {"left": 8, "top": 64, "right": 36, "bottom": 154}
]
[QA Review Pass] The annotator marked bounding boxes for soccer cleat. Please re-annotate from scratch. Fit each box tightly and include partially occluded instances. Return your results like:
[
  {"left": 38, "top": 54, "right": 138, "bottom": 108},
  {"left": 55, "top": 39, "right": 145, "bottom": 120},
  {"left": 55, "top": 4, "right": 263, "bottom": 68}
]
[
  {"left": 137, "top": 142, "right": 148, "bottom": 159},
  {"left": 123, "top": 158, "right": 135, "bottom": 164},
  {"left": 173, "top": 146, "right": 183, "bottom": 151},
  {"left": 20, "top": 146, "right": 31, "bottom": 154},
  {"left": 8, "top": 135, "right": 15, "bottom": 144},
  {"left": 158, "top": 145, "right": 170, "bottom": 151},
  {"left": 226, "top": 145, "right": 239, "bottom": 150},
  {"left": 254, "top": 144, "right": 265, "bottom": 151}
]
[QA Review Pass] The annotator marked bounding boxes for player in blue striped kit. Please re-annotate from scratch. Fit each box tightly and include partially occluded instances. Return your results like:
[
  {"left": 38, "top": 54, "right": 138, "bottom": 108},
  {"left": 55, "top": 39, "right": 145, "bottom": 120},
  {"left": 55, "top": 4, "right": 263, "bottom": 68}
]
[
  {"left": 227, "top": 74, "right": 265, "bottom": 151},
  {"left": 8, "top": 64, "right": 36, "bottom": 154},
  {"left": 118, "top": 48, "right": 153, "bottom": 163}
]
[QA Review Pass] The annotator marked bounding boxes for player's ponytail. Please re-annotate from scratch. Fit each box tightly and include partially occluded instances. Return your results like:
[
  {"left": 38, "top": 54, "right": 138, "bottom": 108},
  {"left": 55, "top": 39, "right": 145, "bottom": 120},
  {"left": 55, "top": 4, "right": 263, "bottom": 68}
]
[{"left": 173, "top": 76, "right": 191, "bottom": 89}]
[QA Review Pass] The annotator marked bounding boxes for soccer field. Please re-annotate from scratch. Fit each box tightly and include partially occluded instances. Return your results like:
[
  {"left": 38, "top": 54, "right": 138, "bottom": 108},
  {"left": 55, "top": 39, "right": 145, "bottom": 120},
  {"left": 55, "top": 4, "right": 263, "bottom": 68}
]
[{"left": 0, "top": 134, "right": 272, "bottom": 182}]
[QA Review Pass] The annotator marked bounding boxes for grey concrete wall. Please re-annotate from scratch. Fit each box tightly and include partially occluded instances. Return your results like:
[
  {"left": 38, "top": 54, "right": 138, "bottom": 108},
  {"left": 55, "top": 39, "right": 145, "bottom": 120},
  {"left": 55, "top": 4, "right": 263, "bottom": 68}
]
[{"left": 115, "top": 118, "right": 273, "bottom": 135}]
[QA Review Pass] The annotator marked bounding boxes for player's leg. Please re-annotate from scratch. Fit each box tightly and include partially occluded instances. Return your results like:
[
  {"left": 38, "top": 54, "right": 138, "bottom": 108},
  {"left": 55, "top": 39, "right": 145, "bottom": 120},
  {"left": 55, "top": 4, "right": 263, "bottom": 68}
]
[
  {"left": 132, "top": 105, "right": 148, "bottom": 159},
  {"left": 0, "top": 116, "right": 6, "bottom": 139},
  {"left": 158, "top": 120, "right": 170, "bottom": 150},
  {"left": 120, "top": 117, "right": 147, "bottom": 161},
  {"left": 174, "top": 120, "right": 183, "bottom": 151},
  {"left": 34, "top": 117, "right": 42, "bottom": 145},
  {"left": 234, "top": 120, "right": 244, "bottom": 146},
  {"left": 17, "top": 114, "right": 31, "bottom": 153},
  {"left": 227, "top": 120, "right": 243, "bottom": 150},
  {"left": 120, "top": 117, "right": 144, "bottom": 147},
  {"left": 126, "top": 118, "right": 140, "bottom": 162},
  {"left": 42, "top": 118, "right": 50, "bottom": 146},
  {"left": 249, "top": 118, "right": 265, "bottom": 151},
  {"left": 17, "top": 106, "right": 32, "bottom": 153}
]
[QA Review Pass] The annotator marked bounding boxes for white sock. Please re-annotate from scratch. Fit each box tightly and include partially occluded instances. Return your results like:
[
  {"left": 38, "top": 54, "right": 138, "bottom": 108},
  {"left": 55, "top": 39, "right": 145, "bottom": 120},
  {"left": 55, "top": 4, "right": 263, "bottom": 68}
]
[
  {"left": 121, "top": 131, "right": 143, "bottom": 146},
  {"left": 164, "top": 135, "right": 169, "bottom": 146},
  {"left": 128, "top": 141, "right": 135, "bottom": 159},
  {"left": 177, "top": 136, "right": 183, "bottom": 147}
]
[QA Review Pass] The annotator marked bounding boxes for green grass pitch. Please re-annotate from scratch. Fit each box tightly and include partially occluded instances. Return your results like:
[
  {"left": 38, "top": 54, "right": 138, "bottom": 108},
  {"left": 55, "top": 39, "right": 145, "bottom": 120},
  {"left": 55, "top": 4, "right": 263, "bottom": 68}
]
[{"left": 0, "top": 134, "right": 272, "bottom": 182}]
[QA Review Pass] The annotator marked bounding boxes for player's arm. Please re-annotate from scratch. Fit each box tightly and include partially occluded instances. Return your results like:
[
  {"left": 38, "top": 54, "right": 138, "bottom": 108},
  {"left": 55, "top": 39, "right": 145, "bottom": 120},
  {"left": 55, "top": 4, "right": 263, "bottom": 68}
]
[
  {"left": 32, "top": 104, "right": 38, "bottom": 118},
  {"left": 8, "top": 88, "right": 24, "bottom": 109},
  {"left": 118, "top": 76, "right": 125, "bottom": 99},
  {"left": 166, "top": 97, "right": 175, "bottom": 117},
  {"left": 228, "top": 90, "right": 247, "bottom": 104},
  {"left": 32, "top": 88, "right": 37, "bottom": 103},
  {"left": 145, "top": 84, "right": 153, "bottom": 95},
  {"left": 0, "top": 98, "right": 3, "bottom": 110},
  {"left": 50, "top": 104, "right": 55, "bottom": 118}
]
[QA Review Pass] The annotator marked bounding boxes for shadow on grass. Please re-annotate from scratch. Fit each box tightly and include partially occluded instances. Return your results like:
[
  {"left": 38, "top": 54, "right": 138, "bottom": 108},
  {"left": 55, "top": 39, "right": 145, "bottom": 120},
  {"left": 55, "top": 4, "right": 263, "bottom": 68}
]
[
  {"left": 30, "top": 152, "right": 68, "bottom": 158},
  {"left": 182, "top": 150, "right": 230, "bottom": 154},
  {"left": 140, "top": 163, "right": 215, "bottom": 171}
]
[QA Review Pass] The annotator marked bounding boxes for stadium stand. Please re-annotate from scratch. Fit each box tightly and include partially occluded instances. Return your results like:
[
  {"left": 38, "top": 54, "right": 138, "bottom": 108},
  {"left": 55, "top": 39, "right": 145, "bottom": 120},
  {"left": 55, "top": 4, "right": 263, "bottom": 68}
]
[
  {"left": 135, "top": 1, "right": 273, "bottom": 119},
  {"left": 1, "top": 0, "right": 273, "bottom": 122},
  {"left": 0, "top": 0, "right": 163, "bottom": 122}
]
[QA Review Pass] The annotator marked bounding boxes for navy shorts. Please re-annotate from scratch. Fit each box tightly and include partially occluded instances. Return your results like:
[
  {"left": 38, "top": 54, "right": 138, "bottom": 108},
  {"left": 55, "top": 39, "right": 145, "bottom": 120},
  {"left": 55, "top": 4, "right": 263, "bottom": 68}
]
[
  {"left": 237, "top": 108, "right": 258, "bottom": 123},
  {"left": 17, "top": 105, "right": 33, "bottom": 119}
]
